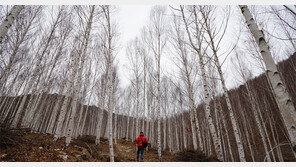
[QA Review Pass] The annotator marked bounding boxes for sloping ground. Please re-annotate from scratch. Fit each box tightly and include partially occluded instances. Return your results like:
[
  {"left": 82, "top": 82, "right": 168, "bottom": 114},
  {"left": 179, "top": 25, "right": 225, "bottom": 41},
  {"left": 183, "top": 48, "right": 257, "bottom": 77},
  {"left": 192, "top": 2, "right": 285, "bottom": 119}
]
[{"left": 0, "top": 128, "right": 218, "bottom": 162}]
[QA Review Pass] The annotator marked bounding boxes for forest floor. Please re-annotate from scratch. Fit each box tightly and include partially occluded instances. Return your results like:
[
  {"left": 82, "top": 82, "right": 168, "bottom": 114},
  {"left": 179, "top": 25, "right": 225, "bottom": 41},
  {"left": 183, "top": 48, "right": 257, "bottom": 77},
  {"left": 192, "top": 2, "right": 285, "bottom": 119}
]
[{"left": 0, "top": 128, "right": 219, "bottom": 162}]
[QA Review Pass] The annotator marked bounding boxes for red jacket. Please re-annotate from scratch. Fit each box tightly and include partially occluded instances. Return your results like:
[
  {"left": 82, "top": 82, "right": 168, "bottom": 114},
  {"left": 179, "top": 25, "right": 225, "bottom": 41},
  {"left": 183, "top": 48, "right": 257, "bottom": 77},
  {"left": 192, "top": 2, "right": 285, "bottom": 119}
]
[{"left": 136, "top": 134, "right": 148, "bottom": 147}]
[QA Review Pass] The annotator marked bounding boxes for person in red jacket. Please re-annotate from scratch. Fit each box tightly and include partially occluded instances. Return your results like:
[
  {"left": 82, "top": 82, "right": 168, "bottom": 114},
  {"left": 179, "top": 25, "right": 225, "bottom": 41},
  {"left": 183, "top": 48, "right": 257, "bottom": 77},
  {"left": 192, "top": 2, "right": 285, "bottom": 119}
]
[{"left": 135, "top": 132, "right": 148, "bottom": 161}]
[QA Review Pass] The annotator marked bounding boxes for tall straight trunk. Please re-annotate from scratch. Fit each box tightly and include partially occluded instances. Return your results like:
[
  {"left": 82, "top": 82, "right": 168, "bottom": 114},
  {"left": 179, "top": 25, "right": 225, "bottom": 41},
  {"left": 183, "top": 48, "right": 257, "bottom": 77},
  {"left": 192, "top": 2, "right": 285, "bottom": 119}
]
[
  {"left": 240, "top": 5, "right": 296, "bottom": 152},
  {"left": 75, "top": 62, "right": 93, "bottom": 137},
  {"left": 181, "top": 105, "right": 187, "bottom": 150},
  {"left": 145, "top": 98, "right": 150, "bottom": 145},
  {"left": 193, "top": 108, "right": 203, "bottom": 151},
  {"left": 114, "top": 103, "right": 118, "bottom": 144},
  {"left": 0, "top": 64, "right": 22, "bottom": 121},
  {"left": 198, "top": 55, "right": 223, "bottom": 161},
  {"left": 269, "top": 117, "right": 282, "bottom": 161},
  {"left": 107, "top": 64, "right": 115, "bottom": 162},
  {"left": 143, "top": 56, "right": 147, "bottom": 135},
  {"left": 131, "top": 116, "right": 135, "bottom": 141},
  {"left": 54, "top": 51, "right": 80, "bottom": 140},
  {"left": 207, "top": 125, "right": 212, "bottom": 156},
  {"left": 135, "top": 77, "right": 140, "bottom": 138},
  {"left": 95, "top": 77, "right": 107, "bottom": 144},
  {"left": 0, "top": 5, "right": 24, "bottom": 44},
  {"left": 219, "top": 100, "right": 234, "bottom": 162},
  {"left": 213, "top": 98, "right": 224, "bottom": 159},
  {"left": 173, "top": 103, "right": 180, "bottom": 151},
  {"left": 65, "top": 6, "right": 94, "bottom": 146},
  {"left": 205, "top": 26, "right": 246, "bottom": 162},
  {"left": 180, "top": 6, "right": 223, "bottom": 161},
  {"left": 157, "top": 53, "right": 162, "bottom": 161},
  {"left": 2, "top": 72, "right": 29, "bottom": 125},
  {"left": 46, "top": 94, "right": 65, "bottom": 133},
  {"left": 260, "top": 97, "right": 276, "bottom": 161},
  {"left": 274, "top": 119, "right": 284, "bottom": 161},
  {"left": 163, "top": 118, "right": 167, "bottom": 150},
  {"left": 219, "top": 112, "right": 227, "bottom": 161},
  {"left": 27, "top": 36, "right": 66, "bottom": 129},
  {"left": 246, "top": 83, "right": 271, "bottom": 161},
  {"left": 11, "top": 8, "right": 62, "bottom": 128},
  {"left": 126, "top": 95, "right": 131, "bottom": 140},
  {"left": 212, "top": 50, "right": 246, "bottom": 161},
  {"left": 102, "top": 5, "right": 115, "bottom": 162},
  {"left": 79, "top": 76, "right": 95, "bottom": 137},
  {"left": 236, "top": 96, "right": 255, "bottom": 161},
  {"left": 0, "top": 7, "right": 38, "bottom": 92},
  {"left": 174, "top": 19, "right": 200, "bottom": 151},
  {"left": 168, "top": 116, "right": 172, "bottom": 152},
  {"left": 188, "top": 87, "right": 198, "bottom": 151}
]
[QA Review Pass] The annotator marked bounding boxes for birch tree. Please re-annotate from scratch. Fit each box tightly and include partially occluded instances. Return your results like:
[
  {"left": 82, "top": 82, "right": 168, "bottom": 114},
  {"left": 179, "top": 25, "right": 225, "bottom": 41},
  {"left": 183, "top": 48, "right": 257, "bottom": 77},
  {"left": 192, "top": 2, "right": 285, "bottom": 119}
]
[
  {"left": 231, "top": 51, "right": 272, "bottom": 161},
  {"left": 100, "top": 5, "right": 118, "bottom": 162},
  {"left": 240, "top": 5, "right": 296, "bottom": 154},
  {"left": 179, "top": 5, "right": 224, "bottom": 161},
  {"left": 0, "top": 5, "right": 24, "bottom": 44},
  {"left": 127, "top": 38, "right": 142, "bottom": 139},
  {"left": 170, "top": 13, "right": 202, "bottom": 151},
  {"left": 65, "top": 5, "right": 95, "bottom": 146},
  {"left": 144, "top": 6, "right": 167, "bottom": 162},
  {"left": 200, "top": 5, "right": 246, "bottom": 161},
  {"left": 11, "top": 6, "right": 64, "bottom": 128}
]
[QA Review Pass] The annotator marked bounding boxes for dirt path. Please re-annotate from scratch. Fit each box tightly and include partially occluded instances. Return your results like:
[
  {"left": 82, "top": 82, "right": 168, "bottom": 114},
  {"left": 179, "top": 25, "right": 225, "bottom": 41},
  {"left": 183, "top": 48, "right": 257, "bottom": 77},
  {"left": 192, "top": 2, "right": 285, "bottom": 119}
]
[
  {"left": 114, "top": 139, "right": 174, "bottom": 162},
  {"left": 0, "top": 132, "right": 218, "bottom": 162}
]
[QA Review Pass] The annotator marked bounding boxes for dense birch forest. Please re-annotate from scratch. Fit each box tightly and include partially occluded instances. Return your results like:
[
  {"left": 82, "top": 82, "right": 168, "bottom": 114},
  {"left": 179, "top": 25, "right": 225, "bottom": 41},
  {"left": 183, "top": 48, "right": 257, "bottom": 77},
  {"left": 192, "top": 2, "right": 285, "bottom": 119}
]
[{"left": 0, "top": 5, "right": 296, "bottom": 162}]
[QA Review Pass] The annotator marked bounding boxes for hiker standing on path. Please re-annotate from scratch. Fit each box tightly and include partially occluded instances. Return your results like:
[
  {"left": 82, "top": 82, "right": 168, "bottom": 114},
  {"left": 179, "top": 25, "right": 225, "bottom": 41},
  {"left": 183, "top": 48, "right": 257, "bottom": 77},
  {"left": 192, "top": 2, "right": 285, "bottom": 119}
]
[{"left": 135, "top": 132, "right": 148, "bottom": 161}]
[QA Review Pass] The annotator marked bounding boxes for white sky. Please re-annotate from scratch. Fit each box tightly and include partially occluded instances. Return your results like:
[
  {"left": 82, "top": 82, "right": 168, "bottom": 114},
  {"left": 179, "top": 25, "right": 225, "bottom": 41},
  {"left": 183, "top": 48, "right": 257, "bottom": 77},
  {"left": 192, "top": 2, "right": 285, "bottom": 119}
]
[
  {"left": 113, "top": 5, "right": 296, "bottom": 93},
  {"left": 115, "top": 5, "right": 152, "bottom": 89}
]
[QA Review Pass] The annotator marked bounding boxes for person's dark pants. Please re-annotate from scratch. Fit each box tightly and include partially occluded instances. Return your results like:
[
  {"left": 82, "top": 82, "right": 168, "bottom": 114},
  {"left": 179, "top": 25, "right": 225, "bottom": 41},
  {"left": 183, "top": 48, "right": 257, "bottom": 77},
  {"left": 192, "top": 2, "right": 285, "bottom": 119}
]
[{"left": 137, "top": 146, "right": 144, "bottom": 161}]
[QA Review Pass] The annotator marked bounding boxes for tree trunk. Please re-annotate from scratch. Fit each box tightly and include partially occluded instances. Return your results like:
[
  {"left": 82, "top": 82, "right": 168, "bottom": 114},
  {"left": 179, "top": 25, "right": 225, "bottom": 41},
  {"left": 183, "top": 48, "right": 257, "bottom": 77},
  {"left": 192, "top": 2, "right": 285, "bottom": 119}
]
[
  {"left": 0, "top": 5, "right": 24, "bottom": 44},
  {"left": 180, "top": 6, "right": 223, "bottom": 160},
  {"left": 240, "top": 5, "right": 296, "bottom": 153}
]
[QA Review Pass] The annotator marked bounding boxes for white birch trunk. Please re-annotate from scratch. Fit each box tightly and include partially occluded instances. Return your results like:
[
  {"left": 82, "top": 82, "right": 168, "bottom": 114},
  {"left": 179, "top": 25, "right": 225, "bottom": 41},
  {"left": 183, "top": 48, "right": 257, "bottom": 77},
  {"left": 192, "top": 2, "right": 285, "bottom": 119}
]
[
  {"left": 219, "top": 101, "right": 234, "bottom": 161},
  {"left": 126, "top": 93, "right": 131, "bottom": 140},
  {"left": 180, "top": 6, "right": 223, "bottom": 160},
  {"left": 0, "top": 5, "right": 24, "bottom": 44},
  {"left": 65, "top": 6, "right": 94, "bottom": 146},
  {"left": 168, "top": 116, "right": 172, "bottom": 152},
  {"left": 75, "top": 62, "right": 93, "bottom": 137},
  {"left": 11, "top": 7, "right": 62, "bottom": 128},
  {"left": 54, "top": 51, "right": 80, "bottom": 140},
  {"left": 246, "top": 83, "right": 271, "bottom": 161},
  {"left": 107, "top": 61, "right": 115, "bottom": 162},
  {"left": 114, "top": 103, "right": 118, "bottom": 144},
  {"left": 213, "top": 98, "right": 224, "bottom": 159},
  {"left": 95, "top": 77, "right": 107, "bottom": 144},
  {"left": 181, "top": 111, "right": 187, "bottom": 150},
  {"left": 208, "top": 33, "right": 246, "bottom": 161},
  {"left": 240, "top": 5, "right": 296, "bottom": 152}
]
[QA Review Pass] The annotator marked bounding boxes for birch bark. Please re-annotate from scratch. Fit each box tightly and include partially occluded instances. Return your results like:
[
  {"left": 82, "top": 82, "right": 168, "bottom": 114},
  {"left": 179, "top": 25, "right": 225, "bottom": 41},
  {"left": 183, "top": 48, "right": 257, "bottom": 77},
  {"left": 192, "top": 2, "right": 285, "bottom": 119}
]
[{"left": 240, "top": 5, "right": 296, "bottom": 152}]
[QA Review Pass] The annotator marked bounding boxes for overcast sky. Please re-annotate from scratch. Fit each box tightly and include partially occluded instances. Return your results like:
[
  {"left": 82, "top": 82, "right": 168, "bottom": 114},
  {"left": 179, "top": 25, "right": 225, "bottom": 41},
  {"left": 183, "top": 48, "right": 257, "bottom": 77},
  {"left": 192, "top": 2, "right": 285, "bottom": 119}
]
[
  {"left": 112, "top": 5, "right": 295, "bottom": 94},
  {"left": 115, "top": 5, "right": 152, "bottom": 89}
]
